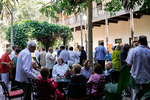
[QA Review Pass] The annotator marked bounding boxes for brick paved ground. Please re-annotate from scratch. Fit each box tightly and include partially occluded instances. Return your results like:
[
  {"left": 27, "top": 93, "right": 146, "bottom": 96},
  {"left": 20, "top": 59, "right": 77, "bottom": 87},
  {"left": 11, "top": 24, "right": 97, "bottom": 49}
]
[{"left": 0, "top": 83, "right": 131, "bottom": 100}]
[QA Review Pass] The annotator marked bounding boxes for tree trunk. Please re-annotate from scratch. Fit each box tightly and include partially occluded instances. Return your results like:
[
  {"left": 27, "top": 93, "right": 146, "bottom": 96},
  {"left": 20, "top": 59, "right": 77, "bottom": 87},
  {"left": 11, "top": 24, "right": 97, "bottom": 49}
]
[{"left": 88, "top": 0, "right": 93, "bottom": 66}]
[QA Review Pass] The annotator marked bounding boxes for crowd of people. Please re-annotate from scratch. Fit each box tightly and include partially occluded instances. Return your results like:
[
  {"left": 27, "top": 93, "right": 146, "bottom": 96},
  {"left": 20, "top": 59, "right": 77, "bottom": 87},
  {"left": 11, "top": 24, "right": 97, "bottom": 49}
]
[{"left": 0, "top": 35, "right": 149, "bottom": 100}]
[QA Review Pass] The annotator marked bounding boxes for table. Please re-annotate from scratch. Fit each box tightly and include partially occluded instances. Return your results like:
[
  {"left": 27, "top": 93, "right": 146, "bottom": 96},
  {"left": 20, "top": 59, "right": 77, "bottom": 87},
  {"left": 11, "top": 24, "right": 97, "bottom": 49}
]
[{"left": 57, "top": 77, "right": 71, "bottom": 92}]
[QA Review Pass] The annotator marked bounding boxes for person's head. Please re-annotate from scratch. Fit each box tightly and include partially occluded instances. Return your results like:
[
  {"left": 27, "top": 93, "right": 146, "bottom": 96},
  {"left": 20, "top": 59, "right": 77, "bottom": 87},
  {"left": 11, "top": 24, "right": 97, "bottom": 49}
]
[
  {"left": 57, "top": 57, "right": 64, "bottom": 65},
  {"left": 138, "top": 35, "right": 147, "bottom": 46},
  {"left": 32, "top": 61, "right": 37, "bottom": 69},
  {"left": 65, "top": 45, "right": 68, "bottom": 50},
  {"left": 6, "top": 47, "right": 12, "bottom": 55},
  {"left": 84, "top": 60, "right": 91, "bottom": 70},
  {"left": 115, "top": 45, "right": 122, "bottom": 51},
  {"left": 40, "top": 67, "right": 50, "bottom": 79},
  {"left": 48, "top": 47, "right": 53, "bottom": 53},
  {"left": 133, "top": 41, "right": 138, "bottom": 48},
  {"left": 15, "top": 48, "right": 21, "bottom": 55},
  {"left": 94, "top": 63, "right": 103, "bottom": 74},
  {"left": 106, "top": 49, "right": 110, "bottom": 54},
  {"left": 42, "top": 48, "right": 45, "bottom": 51},
  {"left": 60, "top": 45, "right": 65, "bottom": 51},
  {"left": 72, "top": 63, "right": 81, "bottom": 74},
  {"left": 106, "top": 61, "right": 113, "bottom": 70},
  {"left": 111, "top": 45, "right": 114, "bottom": 51},
  {"left": 27, "top": 41, "right": 36, "bottom": 53},
  {"left": 79, "top": 46, "right": 84, "bottom": 51},
  {"left": 56, "top": 47, "right": 59, "bottom": 51},
  {"left": 77, "top": 45, "right": 80, "bottom": 49},
  {"left": 123, "top": 44, "right": 130, "bottom": 51},
  {"left": 100, "top": 42, "right": 104, "bottom": 46},
  {"left": 69, "top": 46, "right": 73, "bottom": 51},
  {"left": 37, "top": 46, "right": 41, "bottom": 51},
  {"left": 12, "top": 45, "right": 18, "bottom": 51}
]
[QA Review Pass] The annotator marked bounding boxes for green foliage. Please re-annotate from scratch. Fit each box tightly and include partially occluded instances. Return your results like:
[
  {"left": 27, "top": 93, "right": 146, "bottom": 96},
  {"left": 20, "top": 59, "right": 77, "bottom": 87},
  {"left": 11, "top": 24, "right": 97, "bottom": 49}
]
[
  {"left": 137, "top": 80, "right": 150, "bottom": 100},
  {"left": 39, "top": 0, "right": 102, "bottom": 19},
  {"left": 116, "top": 64, "right": 131, "bottom": 94},
  {"left": 6, "top": 24, "right": 28, "bottom": 49},
  {"left": 104, "top": 0, "right": 123, "bottom": 16},
  {"left": 6, "top": 20, "right": 73, "bottom": 50},
  {"left": 105, "top": 82, "right": 118, "bottom": 93},
  {"left": 105, "top": 65, "right": 131, "bottom": 100}
]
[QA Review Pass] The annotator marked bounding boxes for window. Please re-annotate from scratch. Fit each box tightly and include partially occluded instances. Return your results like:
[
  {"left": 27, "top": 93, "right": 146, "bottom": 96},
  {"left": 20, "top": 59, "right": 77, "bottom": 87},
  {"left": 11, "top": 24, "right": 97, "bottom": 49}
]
[
  {"left": 97, "top": 3, "right": 102, "bottom": 10},
  {"left": 98, "top": 40, "right": 104, "bottom": 46},
  {"left": 129, "top": 37, "right": 138, "bottom": 47},
  {"left": 115, "top": 38, "right": 122, "bottom": 44}
]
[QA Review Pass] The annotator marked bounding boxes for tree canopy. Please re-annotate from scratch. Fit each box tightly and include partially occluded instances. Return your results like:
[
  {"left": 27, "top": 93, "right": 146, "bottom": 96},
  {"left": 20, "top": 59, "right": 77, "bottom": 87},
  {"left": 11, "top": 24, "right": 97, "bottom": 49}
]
[
  {"left": 6, "top": 20, "right": 73, "bottom": 50},
  {"left": 40, "top": 0, "right": 150, "bottom": 19}
]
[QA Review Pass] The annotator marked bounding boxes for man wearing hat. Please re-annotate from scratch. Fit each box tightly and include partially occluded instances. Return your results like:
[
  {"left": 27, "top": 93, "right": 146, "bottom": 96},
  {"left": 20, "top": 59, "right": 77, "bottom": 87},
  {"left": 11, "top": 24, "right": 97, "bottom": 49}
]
[{"left": 94, "top": 42, "right": 107, "bottom": 70}]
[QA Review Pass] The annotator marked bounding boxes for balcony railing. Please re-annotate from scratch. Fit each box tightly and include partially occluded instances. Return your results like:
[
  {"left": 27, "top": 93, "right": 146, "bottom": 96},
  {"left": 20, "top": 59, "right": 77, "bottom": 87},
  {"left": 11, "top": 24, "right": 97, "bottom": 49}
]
[{"left": 56, "top": 5, "right": 104, "bottom": 26}]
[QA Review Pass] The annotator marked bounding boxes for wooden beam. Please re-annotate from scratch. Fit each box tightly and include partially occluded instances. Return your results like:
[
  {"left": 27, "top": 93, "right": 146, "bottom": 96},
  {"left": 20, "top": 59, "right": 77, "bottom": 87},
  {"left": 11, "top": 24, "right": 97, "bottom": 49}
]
[{"left": 110, "top": 17, "right": 128, "bottom": 21}]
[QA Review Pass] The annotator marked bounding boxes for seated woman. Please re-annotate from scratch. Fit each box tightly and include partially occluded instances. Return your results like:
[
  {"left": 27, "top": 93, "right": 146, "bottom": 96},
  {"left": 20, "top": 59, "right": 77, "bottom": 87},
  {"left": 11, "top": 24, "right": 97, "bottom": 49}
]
[
  {"left": 38, "top": 67, "right": 64, "bottom": 100},
  {"left": 70, "top": 64, "right": 87, "bottom": 98},
  {"left": 80, "top": 60, "right": 93, "bottom": 79},
  {"left": 52, "top": 57, "right": 69, "bottom": 77},
  {"left": 71, "top": 63, "right": 86, "bottom": 83},
  {"left": 87, "top": 63, "right": 104, "bottom": 94}
]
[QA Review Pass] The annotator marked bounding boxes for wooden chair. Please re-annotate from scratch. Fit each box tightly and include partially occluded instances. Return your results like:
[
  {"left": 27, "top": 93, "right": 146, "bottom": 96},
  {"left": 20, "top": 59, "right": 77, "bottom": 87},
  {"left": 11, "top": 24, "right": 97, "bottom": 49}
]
[
  {"left": 64, "top": 83, "right": 89, "bottom": 100},
  {"left": 88, "top": 76, "right": 107, "bottom": 99},
  {"left": 0, "top": 81, "right": 23, "bottom": 100},
  {"left": 29, "top": 78, "right": 55, "bottom": 100}
]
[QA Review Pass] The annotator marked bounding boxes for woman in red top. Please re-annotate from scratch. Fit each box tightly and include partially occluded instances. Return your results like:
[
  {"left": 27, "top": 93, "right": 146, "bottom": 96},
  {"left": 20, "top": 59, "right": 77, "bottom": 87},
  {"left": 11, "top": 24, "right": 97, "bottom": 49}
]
[
  {"left": 0, "top": 47, "right": 12, "bottom": 90},
  {"left": 38, "top": 67, "right": 64, "bottom": 100}
]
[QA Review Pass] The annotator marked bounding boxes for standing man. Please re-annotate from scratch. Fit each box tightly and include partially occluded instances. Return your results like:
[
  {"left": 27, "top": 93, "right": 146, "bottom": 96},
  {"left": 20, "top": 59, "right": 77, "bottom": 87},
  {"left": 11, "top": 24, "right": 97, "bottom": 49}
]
[
  {"left": 79, "top": 46, "right": 87, "bottom": 66},
  {"left": 68, "top": 46, "right": 79, "bottom": 68},
  {"left": 60, "top": 45, "right": 70, "bottom": 64},
  {"left": 38, "top": 48, "right": 47, "bottom": 68},
  {"left": 54, "top": 47, "right": 59, "bottom": 61},
  {"left": 46, "top": 47, "right": 56, "bottom": 78},
  {"left": 15, "top": 41, "right": 37, "bottom": 100},
  {"left": 35, "top": 46, "right": 41, "bottom": 67},
  {"left": 94, "top": 42, "right": 107, "bottom": 70},
  {"left": 126, "top": 36, "right": 150, "bottom": 100},
  {"left": 120, "top": 44, "right": 129, "bottom": 68},
  {"left": 10, "top": 45, "right": 18, "bottom": 60}
]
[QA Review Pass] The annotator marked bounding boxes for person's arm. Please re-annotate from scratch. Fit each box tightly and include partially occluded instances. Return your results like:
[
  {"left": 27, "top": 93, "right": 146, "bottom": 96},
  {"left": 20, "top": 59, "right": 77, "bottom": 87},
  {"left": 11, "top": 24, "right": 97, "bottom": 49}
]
[
  {"left": 52, "top": 66, "right": 56, "bottom": 77},
  {"left": 22, "top": 54, "right": 36, "bottom": 79},
  {"left": 125, "top": 52, "right": 133, "bottom": 69},
  {"left": 87, "top": 75, "right": 93, "bottom": 83},
  {"left": 104, "top": 47, "right": 107, "bottom": 55},
  {"left": 38, "top": 54, "right": 40, "bottom": 63},
  {"left": 35, "top": 52, "right": 39, "bottom": 63},
  {"left": 49, "top": 54, "right": 55, "bottom": 61},
  {"left": 94, "top": 49, "right": 97, "bottom": 60}
]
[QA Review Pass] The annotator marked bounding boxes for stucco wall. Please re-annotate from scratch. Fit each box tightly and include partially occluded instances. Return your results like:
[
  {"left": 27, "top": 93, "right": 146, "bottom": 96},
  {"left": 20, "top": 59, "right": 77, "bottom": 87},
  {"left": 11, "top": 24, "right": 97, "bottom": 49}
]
[{"left": 69, "top": 15, "right": 150, "bottom": 50}]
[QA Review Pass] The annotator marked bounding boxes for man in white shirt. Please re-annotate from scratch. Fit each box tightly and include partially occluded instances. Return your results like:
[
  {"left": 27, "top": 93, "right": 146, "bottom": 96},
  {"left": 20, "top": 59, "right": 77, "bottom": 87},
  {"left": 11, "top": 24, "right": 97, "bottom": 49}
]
[
  {"left": 46, "top": 47, "right": 56, "bottom": 78},
  {"left": 10, "top": 45, "right": 18, "bottom": 60},
  {"left": 15, "top": 41, "right": 37, "bottom": 100},
  {"left": 126, "top": 36, "right": 150, "bottom": 100},
  {"left": 60, "top": 45, "right": 71, "bottom": 64},
  {"left": 35, "top": 46, "right": 41, "bottom": 66},
  {"left": 68, "top": 46, "right": 79, "bottom": 68},
  {"left": 52, "top": 57, "right": 69, "bottom": 77}
]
